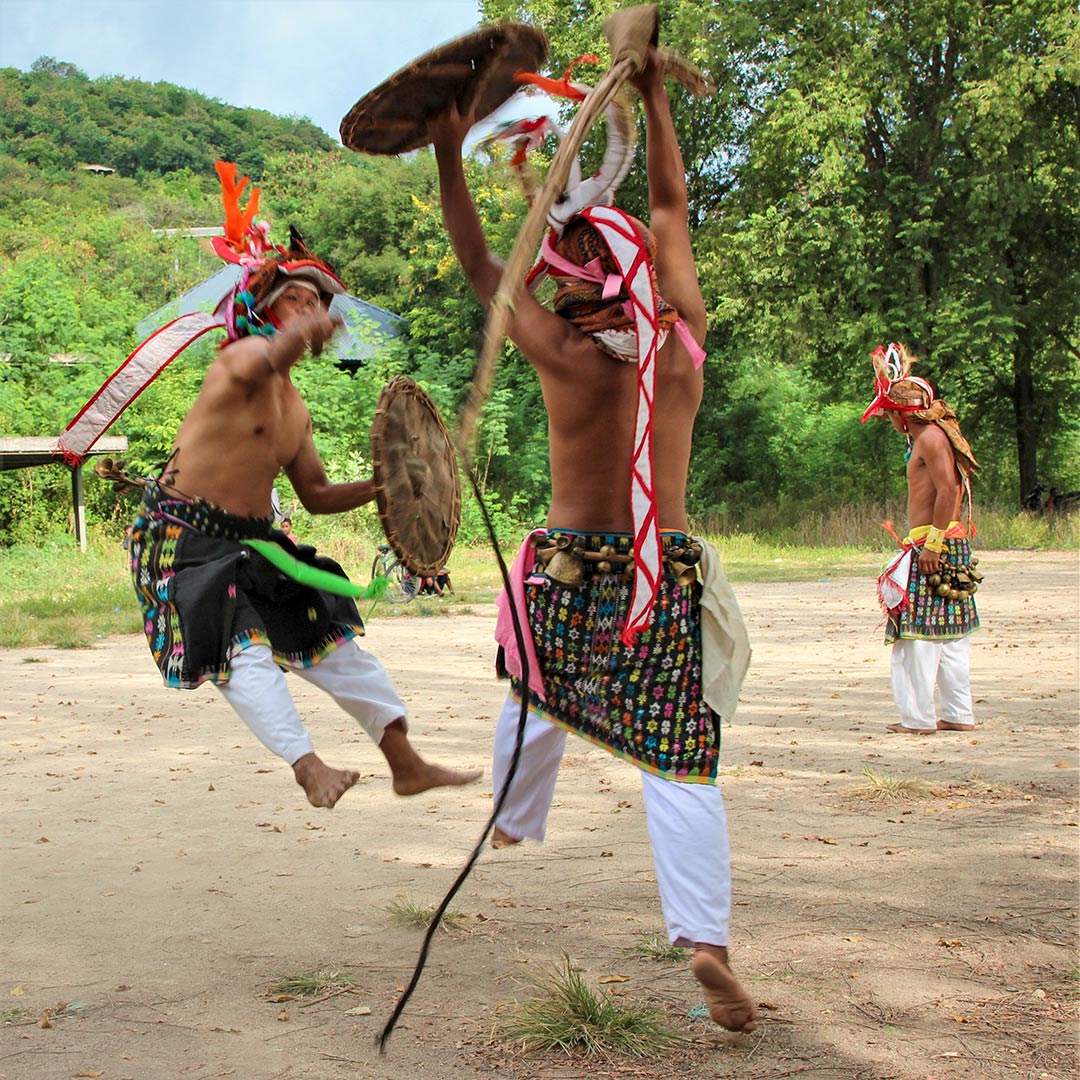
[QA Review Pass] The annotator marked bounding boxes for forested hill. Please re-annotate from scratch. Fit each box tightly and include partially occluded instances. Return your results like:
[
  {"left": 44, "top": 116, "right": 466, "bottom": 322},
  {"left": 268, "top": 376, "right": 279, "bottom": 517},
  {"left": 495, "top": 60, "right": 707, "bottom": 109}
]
[
  {"left": 0, "top": 56, "right": 334, "bottom": 182},
  {"left": 1, "top": 0, "right": 1079, "bottom": 549}
]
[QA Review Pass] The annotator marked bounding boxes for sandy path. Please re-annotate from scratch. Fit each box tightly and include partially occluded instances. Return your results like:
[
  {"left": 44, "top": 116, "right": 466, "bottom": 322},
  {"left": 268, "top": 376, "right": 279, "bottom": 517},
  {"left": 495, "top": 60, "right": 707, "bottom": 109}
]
[{"left": 1, "top": 550, "right": 1076, "bottom": 1080}]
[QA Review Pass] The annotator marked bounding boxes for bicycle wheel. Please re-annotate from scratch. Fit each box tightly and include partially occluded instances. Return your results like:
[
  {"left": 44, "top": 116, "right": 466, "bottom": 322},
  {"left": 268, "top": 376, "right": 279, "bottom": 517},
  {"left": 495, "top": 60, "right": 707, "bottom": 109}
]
[
  {"left": 371, "top": 553, "right": 386, "bottom": 584},
  {"left": 389, "top": 560, "right": 417, "bottom": 603}
]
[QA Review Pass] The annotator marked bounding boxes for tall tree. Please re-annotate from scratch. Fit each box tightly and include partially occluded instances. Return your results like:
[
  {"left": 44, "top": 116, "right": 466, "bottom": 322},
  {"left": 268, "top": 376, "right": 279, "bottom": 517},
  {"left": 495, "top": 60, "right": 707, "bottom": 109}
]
[{"left": 482, "top": 0, "right": 1080, "bottom": 503}]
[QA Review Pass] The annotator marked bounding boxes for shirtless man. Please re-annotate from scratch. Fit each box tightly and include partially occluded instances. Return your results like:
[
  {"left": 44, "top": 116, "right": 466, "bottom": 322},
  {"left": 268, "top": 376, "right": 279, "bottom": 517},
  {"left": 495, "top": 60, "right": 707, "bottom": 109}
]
[
  {"left": 130, "top": 230, "right": 480, "bottom": 809},
  {"left": 861, "top": 343, "right": 980, "bottom": 734},
  {"left": 431, "top": 48, "right": 756, "bottom": 1033}
]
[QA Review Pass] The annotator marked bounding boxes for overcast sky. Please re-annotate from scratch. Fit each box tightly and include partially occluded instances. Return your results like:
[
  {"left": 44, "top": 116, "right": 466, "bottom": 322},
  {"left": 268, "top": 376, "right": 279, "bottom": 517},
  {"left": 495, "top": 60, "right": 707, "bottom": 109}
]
[{"left": 0, "top": 0, "right": 527, "bottom": 144}]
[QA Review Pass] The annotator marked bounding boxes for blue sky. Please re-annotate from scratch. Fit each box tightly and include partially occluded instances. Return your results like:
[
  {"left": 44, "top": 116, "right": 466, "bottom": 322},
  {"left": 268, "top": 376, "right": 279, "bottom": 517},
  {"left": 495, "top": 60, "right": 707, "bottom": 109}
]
[{"left": 0, "top": 0, "right": 524, "bottom": 144}]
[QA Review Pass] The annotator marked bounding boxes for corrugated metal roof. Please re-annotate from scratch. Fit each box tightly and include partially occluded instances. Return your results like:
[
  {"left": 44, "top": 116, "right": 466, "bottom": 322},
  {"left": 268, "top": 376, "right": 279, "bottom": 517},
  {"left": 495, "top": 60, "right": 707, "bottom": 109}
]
[{"left": 135, "top": 265, "right": 405, "bottom": 368}]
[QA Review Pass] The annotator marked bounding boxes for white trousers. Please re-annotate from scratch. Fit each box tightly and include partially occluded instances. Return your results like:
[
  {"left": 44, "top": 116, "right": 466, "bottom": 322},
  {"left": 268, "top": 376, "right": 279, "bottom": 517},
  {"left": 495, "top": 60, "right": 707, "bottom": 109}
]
[
  {"left": 217, "top": 642, "right": 406, "bottom": 765},
  {"left": 492, "top": 695, "right": 731, "bottom": 948},
  {"left": 890, "top": 636, "right": 975, "bottom": 732}
]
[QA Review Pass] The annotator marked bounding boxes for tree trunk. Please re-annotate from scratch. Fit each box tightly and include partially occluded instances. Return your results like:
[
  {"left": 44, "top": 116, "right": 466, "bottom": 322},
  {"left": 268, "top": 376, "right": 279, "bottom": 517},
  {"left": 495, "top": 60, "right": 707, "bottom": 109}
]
[{"left": 1012, "top": 342, "right": 1039, "bottom": 506}]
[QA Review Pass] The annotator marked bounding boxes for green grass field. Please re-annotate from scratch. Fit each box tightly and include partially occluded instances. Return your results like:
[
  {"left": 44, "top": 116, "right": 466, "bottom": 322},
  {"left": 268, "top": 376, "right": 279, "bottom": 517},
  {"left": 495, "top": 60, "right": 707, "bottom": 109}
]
[{"left": 0, "top": 506, "right": 1075, "bottom": 649}]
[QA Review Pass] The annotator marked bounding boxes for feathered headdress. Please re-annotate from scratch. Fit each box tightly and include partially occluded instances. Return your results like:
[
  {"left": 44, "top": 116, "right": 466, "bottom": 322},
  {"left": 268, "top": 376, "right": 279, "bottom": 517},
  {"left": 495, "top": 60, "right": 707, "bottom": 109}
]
[
  {"left": 860, "top": 343, "right": 936, "bottom": 422},
  {"left": 862, "top": 342, "right": 979, "bottom": 482},
  {"left": 209, "top": 161, "right": 345, "bottom": 340}
]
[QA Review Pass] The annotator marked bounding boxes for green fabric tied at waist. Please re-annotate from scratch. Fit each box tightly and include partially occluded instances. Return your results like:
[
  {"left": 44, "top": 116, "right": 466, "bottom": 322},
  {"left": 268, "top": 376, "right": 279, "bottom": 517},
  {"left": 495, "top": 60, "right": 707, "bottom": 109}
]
[{"left": 243, "top": 539, "right": 388, "bottom": 601}]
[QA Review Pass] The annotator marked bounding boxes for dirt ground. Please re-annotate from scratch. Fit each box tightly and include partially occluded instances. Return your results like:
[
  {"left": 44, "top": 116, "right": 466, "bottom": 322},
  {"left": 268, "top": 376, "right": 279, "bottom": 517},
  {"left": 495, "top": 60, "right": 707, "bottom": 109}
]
[{"left": 2, "top": 550, "right": 1077, "bottom": 1080}]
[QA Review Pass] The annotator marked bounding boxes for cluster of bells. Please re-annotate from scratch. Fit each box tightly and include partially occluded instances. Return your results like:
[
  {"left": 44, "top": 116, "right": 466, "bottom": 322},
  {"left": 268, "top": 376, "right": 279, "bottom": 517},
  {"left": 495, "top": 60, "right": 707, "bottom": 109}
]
[
  {"left": 927, "top": 555, "right": 983, "bottom": 602},
  {"left": 534, "top": 533, "right": 704, "bottom": 589},
  {"left": 93, "top": 456, "right": 145, "bottom": 497}
]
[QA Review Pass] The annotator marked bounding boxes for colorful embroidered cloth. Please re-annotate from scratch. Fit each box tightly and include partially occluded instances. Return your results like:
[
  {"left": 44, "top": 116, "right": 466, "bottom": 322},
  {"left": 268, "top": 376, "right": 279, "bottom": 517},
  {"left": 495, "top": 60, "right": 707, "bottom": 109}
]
[
  {"left": 885, "top": 533, "right": 980, "bottom": 644},
  {"left": 130, "top": 483, "right": 363, "bottom": 688},
  {"left": 500, "top": 530, "right": 722, "bottom": 784}
]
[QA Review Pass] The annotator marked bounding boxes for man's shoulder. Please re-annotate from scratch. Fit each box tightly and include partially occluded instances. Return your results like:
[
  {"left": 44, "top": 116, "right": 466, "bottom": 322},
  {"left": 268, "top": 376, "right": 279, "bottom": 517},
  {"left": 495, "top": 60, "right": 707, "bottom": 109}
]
[
  {"left": 211, "top": 335, "right": 274, "bottom": 380},
  {"left": 510, "top": 309, "right": 593, "bottom": 370},
  {"left": 912, "top": 421, "right": 950, "bottom": 451}
]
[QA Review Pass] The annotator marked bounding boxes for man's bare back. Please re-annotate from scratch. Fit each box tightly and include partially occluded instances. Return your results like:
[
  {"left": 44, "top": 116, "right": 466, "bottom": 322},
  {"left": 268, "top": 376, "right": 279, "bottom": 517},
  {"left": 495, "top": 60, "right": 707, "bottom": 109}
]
[{"left": 535, "top": 331, "right": 702, "bottom": 532}]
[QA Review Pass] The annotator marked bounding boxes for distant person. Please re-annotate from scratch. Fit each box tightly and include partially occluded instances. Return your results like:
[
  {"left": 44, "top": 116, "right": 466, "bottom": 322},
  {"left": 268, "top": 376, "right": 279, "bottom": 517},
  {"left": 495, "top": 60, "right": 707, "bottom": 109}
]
[
  {"left": 432, "top": 46, "right": 756, "bottom": 1032},
  {"left": 435, "top": 565, "right": 453, "bottom": 594},
  {"left": 861, "top": 342, "right": 980, "bottom": 734},
  {"left": 280, "top": 516, "right": 295, "bottom": 538},
  {"left": 122, "top": 525, "right": 132, "bottom": 551},
  {"left": 129, "top": 162, "right": 479, "bottom": 808},
  {"left": 418, "top": 567, "right": 452, "bottom": 597}
]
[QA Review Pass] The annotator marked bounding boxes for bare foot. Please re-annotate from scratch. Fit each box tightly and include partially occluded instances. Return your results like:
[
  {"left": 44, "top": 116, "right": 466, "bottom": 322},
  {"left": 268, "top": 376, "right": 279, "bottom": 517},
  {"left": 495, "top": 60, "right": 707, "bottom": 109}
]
[
  {"left": 691, "top": 947, "right": 758, "bottom": 1032},
  {"left": 292, "top": 752, "right": 360, "bottom": 808},
  {"left": 937, "top": 720, "right": 975, "bottom": 731},
  {"left": 391, "top": 760, "right": 482, "bottom": 797},
  {"left": 886, "top": 723, "right": 937, "bottom": 735},
  {"left": 491, "top": 826, "right": 521, "bottom": 849}
]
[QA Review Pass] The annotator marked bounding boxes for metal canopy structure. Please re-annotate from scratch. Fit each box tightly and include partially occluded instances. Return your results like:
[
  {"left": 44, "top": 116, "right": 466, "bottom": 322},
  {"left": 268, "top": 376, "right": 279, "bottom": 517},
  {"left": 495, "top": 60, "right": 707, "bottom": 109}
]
[
  {"left": 0, "top": 436, "right": 128, "bottom": 552},
  {"left": 136, "top": 265, "right": 405, "bottom": 372}
]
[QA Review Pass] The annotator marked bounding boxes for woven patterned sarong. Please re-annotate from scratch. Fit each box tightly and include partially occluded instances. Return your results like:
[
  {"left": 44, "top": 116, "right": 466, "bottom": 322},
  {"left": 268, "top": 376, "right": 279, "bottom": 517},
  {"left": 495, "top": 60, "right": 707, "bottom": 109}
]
[
  {"left": 130, "top": 483, "right": 363, "bottom": 689},
  {"left": 885, "top": 534, "right": 980, "bottom": 643},
  {"left": 505, "top": 530, "right": 721, "bottom": 784}
]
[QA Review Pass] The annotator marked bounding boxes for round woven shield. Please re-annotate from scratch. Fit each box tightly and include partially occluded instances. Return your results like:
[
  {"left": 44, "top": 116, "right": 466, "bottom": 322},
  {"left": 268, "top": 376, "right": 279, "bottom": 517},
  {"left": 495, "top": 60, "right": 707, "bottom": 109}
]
[
  {"left": 340, "top": 23, "right": 549, "bottom": 156},
  {"left": 370, "top": 377, "right": 461, "bottom": 576}
]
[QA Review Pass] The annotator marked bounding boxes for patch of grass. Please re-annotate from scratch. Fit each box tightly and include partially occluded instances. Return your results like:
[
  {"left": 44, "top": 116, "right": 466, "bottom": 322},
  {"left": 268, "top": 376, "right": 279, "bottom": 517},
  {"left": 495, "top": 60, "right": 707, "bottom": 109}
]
[
  {"left": 0, "top": 536, "right": 141, "bottom": 647},
  {"left": 625, "top": 935, "right": 689, "bottom": 963},
  {"left": 844, "top": 766, "right": 935, "bottom": 802},
  {"left": 0, "top": 1007, "right": 30, "bottom": 1024},
  {"left": 3, "top": 503, "right": 1073, "bottom": 645},
  {"left": 496, "top": 954, "right": 684, "bottom": 1058},
  {"left": 264, "top": 969, "right": 361, "bottom": 998},
  {"left": 381, "top": 895, "right": 467, "bottom": 930}
]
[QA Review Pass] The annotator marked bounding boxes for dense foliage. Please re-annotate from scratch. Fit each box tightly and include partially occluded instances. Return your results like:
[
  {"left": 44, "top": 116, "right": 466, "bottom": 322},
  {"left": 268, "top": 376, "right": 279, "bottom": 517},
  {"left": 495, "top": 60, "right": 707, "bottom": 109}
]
[{"left": 1, "top": 2, "right": 1078, "bottom": 546}]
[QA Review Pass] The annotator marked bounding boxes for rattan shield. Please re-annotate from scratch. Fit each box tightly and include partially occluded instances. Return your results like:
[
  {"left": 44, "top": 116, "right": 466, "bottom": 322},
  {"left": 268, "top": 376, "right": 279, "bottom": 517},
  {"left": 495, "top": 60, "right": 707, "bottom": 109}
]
[
  {"left": 370, "top": 376, "right": 461, "bottom": 576},
  {"left": 340, "top": 23, "right": 549, "bottom": 156}
]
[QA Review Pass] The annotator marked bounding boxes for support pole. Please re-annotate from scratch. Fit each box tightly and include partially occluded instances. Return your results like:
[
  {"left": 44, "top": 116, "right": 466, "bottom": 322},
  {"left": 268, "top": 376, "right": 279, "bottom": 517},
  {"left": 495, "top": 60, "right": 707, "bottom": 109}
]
[{"left": 71, "top": 465, "right": 87, "bottom": 553}]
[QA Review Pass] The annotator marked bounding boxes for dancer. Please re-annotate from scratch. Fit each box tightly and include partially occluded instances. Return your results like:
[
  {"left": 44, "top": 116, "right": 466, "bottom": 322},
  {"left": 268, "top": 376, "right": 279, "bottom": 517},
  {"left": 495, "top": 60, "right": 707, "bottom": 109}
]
[
  {"left": 129, "top": 162, "right": 480, "bottom": 807},
  {"left": 862, "top": 342, "right": 981, "bottom": 734},
  {"left": 432, "top": 45, "right": 756, "bottom": 1031}
]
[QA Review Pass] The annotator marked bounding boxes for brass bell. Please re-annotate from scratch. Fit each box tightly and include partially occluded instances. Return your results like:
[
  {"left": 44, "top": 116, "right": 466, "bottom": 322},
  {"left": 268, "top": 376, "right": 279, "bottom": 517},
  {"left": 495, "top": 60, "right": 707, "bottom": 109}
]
[{"left": 546, "top": 549, "right": 585, "bottom": 586}]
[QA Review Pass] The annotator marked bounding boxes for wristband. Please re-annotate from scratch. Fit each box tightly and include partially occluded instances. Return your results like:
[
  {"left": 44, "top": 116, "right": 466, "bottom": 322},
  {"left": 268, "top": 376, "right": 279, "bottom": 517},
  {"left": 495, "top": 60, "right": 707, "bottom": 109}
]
[{"left": 924, "top": 525, "right": 946, "bottom": 553}]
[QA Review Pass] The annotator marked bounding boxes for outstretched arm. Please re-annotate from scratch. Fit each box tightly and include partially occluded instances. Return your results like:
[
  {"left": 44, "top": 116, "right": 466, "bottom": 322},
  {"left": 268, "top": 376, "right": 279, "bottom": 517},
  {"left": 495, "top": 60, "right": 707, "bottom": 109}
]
[
  {"left": 285, "top": 427, "right": 377, "bottom": 515},
  {"left": 632, "top": 50, "right": 706, "bottom": 342}
]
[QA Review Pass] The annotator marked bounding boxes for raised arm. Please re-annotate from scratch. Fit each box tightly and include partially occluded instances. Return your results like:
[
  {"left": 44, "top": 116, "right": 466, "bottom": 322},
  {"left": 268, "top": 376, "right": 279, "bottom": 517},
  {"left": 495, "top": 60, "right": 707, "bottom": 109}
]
[
  {"left": 631, "top": 50, "right": 706, "bottom": 341},
  {"left": 430, "top": 105, "right": 505, "bottom": 308},
  {"left": 429, "top": 105, "right": 582, "bottom": 375},
  {"left": 221, "top": 308, "right": 340, "bottom": 384}
]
